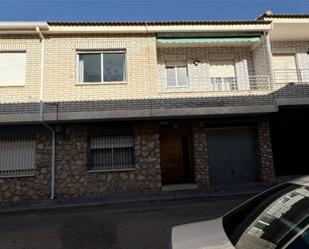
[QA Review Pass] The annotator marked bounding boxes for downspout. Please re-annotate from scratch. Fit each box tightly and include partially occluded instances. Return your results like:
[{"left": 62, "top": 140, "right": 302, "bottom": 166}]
[
  {"left": 263, "top": 31, "right": 278, "bottom": 111},
  {"left": 144, "top": 21, "right": 153, "bottom": 118},
  {"left": 36, "top": 26, "right": 55, "bottom": 200}
]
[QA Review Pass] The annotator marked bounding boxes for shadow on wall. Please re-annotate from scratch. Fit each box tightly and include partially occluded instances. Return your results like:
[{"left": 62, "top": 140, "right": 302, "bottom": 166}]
[{"left": 0, "top": 83, "right": 309, "bottom": 120}]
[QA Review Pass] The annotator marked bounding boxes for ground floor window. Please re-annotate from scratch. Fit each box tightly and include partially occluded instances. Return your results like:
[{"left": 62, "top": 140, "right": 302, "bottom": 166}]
[
  {"left": 88, "top": 135, "right": 135, "bottom": 170},
  {"left": 0, "top": 138, "right": 36, "bottom": 177}
]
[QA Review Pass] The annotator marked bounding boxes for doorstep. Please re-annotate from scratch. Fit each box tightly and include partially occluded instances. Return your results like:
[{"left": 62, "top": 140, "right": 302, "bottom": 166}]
[{"left": 161, "top": 183, "right": 199, "bottom": 191}]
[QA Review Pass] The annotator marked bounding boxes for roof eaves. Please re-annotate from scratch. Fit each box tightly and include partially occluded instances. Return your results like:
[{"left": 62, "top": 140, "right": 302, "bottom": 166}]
[
  {"left": 258, "top": 13, "right": 309, "bottom": 20},
  {"left": 47, "top": 20, "right": 271, "bottom": 26}
]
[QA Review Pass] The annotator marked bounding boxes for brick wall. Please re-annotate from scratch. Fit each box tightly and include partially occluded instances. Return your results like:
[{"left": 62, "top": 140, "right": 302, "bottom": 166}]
[
  {"left": 157, "top": 46, "right": 254, "bottom": 93},
  {"left": 0, "top": 36, "right": 41, "bottom": 107},
  {"left": 271, "top": 41, "right": 309, "bottom": 99},
  {"left": 44, "top": 34, "right": 157, "bottom": 102}
]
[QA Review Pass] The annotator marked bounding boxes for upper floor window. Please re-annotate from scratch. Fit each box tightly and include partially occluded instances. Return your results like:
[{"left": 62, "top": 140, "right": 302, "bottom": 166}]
[
  {"left": 165, "top": 61, "right": 188, "bottom": 88},
  {"left": 78, "top": 51, "right": 126, "bottom": 83},
  {"left": 209, "top": 59, "right": 237, "bottom": 91},
  {"left": 272, "top": 54, "right": 299, "bottom": 83},
  {"left": 0, "top": 52, "right": 26, "bottom": 86}
]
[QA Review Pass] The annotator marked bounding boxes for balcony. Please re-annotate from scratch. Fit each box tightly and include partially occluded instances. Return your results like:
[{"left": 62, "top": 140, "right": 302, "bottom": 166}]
[
  {"left": 273, "top": 69, "right": 309, "bottom": 105},
  {"left": 273, "top": 69, "right": 309, "bottom": 85},
  {"left": 160, "top": 75, "right": 271, "bottom": 93}
]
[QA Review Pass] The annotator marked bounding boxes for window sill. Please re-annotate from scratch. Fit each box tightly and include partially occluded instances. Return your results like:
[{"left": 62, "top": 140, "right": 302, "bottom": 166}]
[
  {"left": 88, "top": 168, "right": 136, "bottom": 173},
  {"left": 0, "top": 83, "right": 25, "bottom": 87},
  {"left": 0, "top": 174, "right": 34, "bottom": 179},
  {"left": 75, "top": 81, "right": 128, "bottom": 86}
]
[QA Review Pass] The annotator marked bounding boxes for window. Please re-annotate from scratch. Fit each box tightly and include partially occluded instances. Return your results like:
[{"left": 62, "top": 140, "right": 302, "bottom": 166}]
[
  {"left": 272, "top": 54, "right": 299, "bottom": 83},
  {"left": 165, "top": 61, "right": 188, "bottom": 87},
  {"left": 0, "top": 139, "right": 36, "bottom": 177},
  {"left": 88, "top": 136, "right": 135, "bottom": 170},
  {"left": 0, "top": 52, "right": 26, "bottom": 86},
  {"left": 78, "top": 51, "right": 126, "bottom": 83},
  {"left": 223, "top": 183, "right": 309, "bottom": 249},
  {"left": 209, "top": 59, "right": 237, "bottom": 91}
]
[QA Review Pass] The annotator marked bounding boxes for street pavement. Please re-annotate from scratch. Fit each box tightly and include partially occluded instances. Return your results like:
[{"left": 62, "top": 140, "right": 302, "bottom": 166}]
[{"left": 0, "top": 196, "right": 248, "bottom": 249}]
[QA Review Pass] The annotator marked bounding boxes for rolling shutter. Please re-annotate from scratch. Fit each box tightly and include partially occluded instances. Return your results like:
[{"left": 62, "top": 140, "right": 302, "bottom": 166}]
[
  {"left": 0, "top": 52, "right": 26, "bottom": 85},
  {"left": 209, "top": 60, "right": 236, "bottom": 77},
  {"left": 272, "top": 54, "right": 298, "bottom": 83}
]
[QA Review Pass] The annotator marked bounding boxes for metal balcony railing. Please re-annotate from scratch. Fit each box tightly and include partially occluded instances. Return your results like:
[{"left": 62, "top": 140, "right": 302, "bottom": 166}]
[
  {"left": 161, "top": 75, "right": 271, "bottom": 93},
  {"left": 210, "top": 75, "right": 270, "bottom": 91},
  {"left": 273, "top": 69, "right": 309, "bottom": 84}
]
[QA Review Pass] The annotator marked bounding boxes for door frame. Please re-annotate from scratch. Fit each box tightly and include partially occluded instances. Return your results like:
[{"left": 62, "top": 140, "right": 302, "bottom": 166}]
[{"left": 159, "top": 124, "right": 194, "bottom": 185}]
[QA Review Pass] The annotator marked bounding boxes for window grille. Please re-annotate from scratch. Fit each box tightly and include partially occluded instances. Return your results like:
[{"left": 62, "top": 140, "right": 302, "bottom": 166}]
[
  {"left": 0, "top": 139, "right": 36, "bottom": 177},
  {"left": 88, "top": 135, "right": 135, "bottom": 170}
]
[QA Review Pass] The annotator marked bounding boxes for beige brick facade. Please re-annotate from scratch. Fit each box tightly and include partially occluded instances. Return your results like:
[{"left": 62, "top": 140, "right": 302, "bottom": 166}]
[{"left": 0, "top": 35, "right": 41, "bottom": 104}]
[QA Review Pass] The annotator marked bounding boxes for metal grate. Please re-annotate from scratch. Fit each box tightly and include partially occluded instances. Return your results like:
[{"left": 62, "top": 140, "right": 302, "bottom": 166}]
[
  {"left": 0, "top": 139, "right": 36, "bottom": 177},
  {"left": 88, "top": 135, "right": 135, "bottom": 170},
  {"left": 273, "top": 69, "right": 309, "bottom": 84}
]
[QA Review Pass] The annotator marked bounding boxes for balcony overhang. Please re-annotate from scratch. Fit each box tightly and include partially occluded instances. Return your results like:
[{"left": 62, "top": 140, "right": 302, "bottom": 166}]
[
  {"left": 269, "top": 22, "right": 309, "bottom": 41},
  {"left": 157, "top": 36, "right": 261, "bottom": 48}
]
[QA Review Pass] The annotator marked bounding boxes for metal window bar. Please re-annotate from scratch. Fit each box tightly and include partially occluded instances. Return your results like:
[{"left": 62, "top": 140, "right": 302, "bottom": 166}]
[
  {"left": 210, "top": 77, "right": 238, "bottom": 91},
  {"left": 0, "top": 139, "right": 36, "bottom": 177},
  {"left": 89, "top": 136, "right": 135, "bottom": 170},
  {"left": 273, "top": 69, "right": 309, "bottom": 84},
  {"left": 161, "top": 74, "right": 270, "bottom": 92}
]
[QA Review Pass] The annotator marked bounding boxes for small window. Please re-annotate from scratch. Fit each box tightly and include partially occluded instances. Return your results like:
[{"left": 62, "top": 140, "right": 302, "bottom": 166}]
[
  {"left": 0, "top": 139, "right": 36, "bottom": 177},
  {"left": 78, "top": 51, "right": 126, "bottom": 83},
  {"left": 165, "top": 62, "right": 188, "bottom": 87},
  {"left": 0, "top": 52, "right": 26, "bottom": 86},
  {"left": 209, "top": 59, "right": 237, "bottom": 91},
  {"left": 88, "top": 136, "right": 135, "bottom": 170}
]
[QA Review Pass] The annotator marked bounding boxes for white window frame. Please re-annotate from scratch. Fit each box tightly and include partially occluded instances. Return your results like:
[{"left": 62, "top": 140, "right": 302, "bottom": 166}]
[
  {"left": 208, "top": 59, "right": 237, "bottom": 91},
  {"left": 76, "top": 50, "right": 127, "bottom": 84},
  {"left": 165, "top": 61, "right": 189, "bottom": 88},
  {"left": 0, "top": 51, "right": 27, "bottom": 87}
]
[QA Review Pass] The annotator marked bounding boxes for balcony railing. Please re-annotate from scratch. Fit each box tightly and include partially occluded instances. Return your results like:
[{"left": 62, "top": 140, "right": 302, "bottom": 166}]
[
  {"left": 273, "top": 69, "right": 309, "bottom": 84},
  {"left": 161, "top": 75, "right": 270, "bottom": 92}
]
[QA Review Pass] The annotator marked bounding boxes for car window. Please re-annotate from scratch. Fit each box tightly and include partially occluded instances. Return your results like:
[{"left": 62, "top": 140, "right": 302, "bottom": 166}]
[
  {"left": 223, "top": 183, "right": 309, "bottom": 249},
  {"left": 286, "top": 226, "right": 309, "bottom": 249}
]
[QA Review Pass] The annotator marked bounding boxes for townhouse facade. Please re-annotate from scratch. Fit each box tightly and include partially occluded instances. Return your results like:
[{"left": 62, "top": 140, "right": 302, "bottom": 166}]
[{"left": 0, "top": 12, "right": 308, "bottom": 201}]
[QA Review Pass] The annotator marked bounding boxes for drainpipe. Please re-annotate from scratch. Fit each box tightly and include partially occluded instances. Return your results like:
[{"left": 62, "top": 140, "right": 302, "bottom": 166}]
[
  {"left": 36, "top": 26, "right": 56, "bottom": 200},
  {"left": 144, "top": 21, "right": 154, "bottom": 118},
  {"left": 263, "top": 31, "right": 278, "bottom": 111}
]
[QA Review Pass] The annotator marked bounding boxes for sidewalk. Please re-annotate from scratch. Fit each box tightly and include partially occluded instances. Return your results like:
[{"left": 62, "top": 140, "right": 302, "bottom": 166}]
[{"left": 0, "top": 182, "right": 274, "bottom": 214}]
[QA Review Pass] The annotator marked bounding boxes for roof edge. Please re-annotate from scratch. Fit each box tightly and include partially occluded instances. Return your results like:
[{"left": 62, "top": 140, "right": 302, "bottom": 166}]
[
  {"left": 258, "top": 12, "right": 309, "bottom": 20},
  {"left": 47, "top": 20, "right": 271, "bottom": 26}
]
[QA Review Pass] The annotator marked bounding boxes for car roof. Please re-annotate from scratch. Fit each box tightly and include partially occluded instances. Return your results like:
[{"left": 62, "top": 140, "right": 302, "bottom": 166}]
[{"left": 288, "top": 175, "right": 309, "bottom": 186}]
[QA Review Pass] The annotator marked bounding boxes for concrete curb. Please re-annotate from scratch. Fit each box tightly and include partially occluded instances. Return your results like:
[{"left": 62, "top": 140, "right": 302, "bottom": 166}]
[{"left": 0, "top": 190, "right": 259, "bottom": 215}]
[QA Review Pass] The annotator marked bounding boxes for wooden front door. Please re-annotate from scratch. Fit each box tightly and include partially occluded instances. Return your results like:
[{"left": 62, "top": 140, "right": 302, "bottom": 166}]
[{"left": 160, "top": 125, "right": 193, "bottom": 185}]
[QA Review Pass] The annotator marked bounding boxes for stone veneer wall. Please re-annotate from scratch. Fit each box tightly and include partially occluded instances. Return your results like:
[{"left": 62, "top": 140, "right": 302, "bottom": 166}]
[
  {"left": 55, "top": 123, "right": 161, "bottom": 198},
  {"left": 256, "top": 117, "right": 276, "bottom": 182},
  {"left": 192, "top": 117, "right": 276, "bottom": 186},
  {"left": 192, "top": 123, "right": 209, "bottom": 187},
  {"left": 0, "top": 128, "right": 51, "bottom": 202}
]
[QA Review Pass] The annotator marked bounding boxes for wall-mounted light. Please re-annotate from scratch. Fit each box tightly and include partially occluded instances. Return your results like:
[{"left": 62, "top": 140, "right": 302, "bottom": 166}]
[{"left": 193, "top": 60, "right": 200, "bottom": 66}]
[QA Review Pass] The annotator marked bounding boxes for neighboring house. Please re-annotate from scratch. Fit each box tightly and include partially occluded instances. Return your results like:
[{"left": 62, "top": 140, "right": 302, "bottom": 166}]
[{"left": 0, "top": 12, "right": 308, "bottom": 201}]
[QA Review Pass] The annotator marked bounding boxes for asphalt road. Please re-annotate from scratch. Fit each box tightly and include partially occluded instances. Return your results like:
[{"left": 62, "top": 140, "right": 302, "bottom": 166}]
[{"left": 0, "top": 196, "right": 248, "bottom": 249}]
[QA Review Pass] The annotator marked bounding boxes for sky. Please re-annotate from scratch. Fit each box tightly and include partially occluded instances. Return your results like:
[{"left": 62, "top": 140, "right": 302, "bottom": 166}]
[{"left": 0, "top": 0, "right": 308, "bottom": 21}]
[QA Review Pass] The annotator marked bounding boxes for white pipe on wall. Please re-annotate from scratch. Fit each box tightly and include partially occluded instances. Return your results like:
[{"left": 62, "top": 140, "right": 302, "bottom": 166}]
[{"left": 36, "top": 26, "right": 56, "bottom": 200}]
